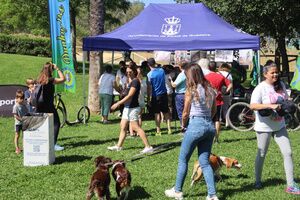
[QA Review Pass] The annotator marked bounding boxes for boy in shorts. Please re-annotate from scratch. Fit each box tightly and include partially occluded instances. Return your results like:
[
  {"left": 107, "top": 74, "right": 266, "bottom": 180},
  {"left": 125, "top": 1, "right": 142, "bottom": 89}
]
[{"left": 12, "top": 90, "right": 28, "bottom": 154}]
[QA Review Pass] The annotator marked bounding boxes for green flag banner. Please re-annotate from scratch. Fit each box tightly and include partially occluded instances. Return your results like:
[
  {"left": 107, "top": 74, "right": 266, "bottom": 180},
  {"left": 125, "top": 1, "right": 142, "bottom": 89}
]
[
  {"left": 49, "top": 0, "right": 76, "bottom": 93},
  {"left": 290, "top": 52, "right": 300, "bottom": 91},
  {"left": 251, "top": 53, "right": 259, "bottom": 87}
]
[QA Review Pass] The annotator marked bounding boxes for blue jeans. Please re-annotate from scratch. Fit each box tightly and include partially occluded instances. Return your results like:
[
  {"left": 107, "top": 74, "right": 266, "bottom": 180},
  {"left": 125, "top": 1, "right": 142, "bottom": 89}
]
[
  {"left": 175, "top": 94, "right": 185, "bottom": 125},
  {"left": 175, "top": 116, "right": 216, "bottom": 196}
]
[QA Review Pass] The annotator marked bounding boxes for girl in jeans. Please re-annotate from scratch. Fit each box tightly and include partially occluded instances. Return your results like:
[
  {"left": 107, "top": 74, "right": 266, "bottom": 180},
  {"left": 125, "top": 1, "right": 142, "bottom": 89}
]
[
  {"left": 250, "top": 61, "right": 300, "bottom": 195},
  {"left": 165, "top": 63, "right": 218, "bottom": 200}
]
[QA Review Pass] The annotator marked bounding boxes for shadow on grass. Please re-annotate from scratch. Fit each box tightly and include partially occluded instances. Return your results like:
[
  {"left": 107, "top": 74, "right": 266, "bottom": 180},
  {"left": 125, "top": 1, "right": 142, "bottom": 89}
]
[
  {"left": 65, "top": 138, "right": 119, "bottom": 148},
  {"left": 59, "top": 136, "right": 88, "bottom": 141},
  {"left": 222, "top": 136, "right": 256, "bottom": 143},
  {"left": 218, "top": 178, "right": 286, "bottom": 199},
  {"left": 110, "top": 186, "right": 151, "bottom": 200},
  {"left": 88, "top": 118, "right": 121, "bottom": 125},
  {"left": 130, "top": 141, "right": 182, "bottom": 162},
  {"left": 55, "top": 155, "right": 92, "bottom": 164}
]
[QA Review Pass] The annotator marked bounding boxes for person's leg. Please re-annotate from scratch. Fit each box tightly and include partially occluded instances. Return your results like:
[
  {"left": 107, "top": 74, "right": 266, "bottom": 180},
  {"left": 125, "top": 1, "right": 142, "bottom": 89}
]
[
  {"left": 116, "top": 119, "right": 129, "bottom": 147},
  {"left": 102, "top": 94, "right": 113, "bottom": 122},
  {"left": 255, "top": 131, "right": 272, "bottom": 184},
  {"left": 130, "top": 121, "right": 151, "bottom": 147},
  {"left": 274, "top": 128, "right": 294, "bottom": 186},
  {"left": 155, "top": 113, "right": 161, "bottom": 134},
  {"left": 99, "top": 94, "right": 105, "bottom": 121},
  {"left": 53, "top": 109, "right": 61, "bottom": 144},
  {"left": 175, "top": 94, "right": 184, "bottom": 125},
  {"left": 164, "top": 112, "right": 172, "bottom": 134},
  {"left": 174, "top": 129, "right": 197, "bottom": 192},
  {"left": 197, "top": 125, "right": 216, "bottom": 197},
  {"left": 213, "top": 106, "right": 221, "bottom": 142},
  {"left": 14, "top": 130, "right": 20, "bottom": 152}
]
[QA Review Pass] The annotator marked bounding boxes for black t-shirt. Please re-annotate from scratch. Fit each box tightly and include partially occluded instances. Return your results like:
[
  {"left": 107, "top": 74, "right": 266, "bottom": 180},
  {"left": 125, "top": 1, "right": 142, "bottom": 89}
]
[
  {"left": 124, "top": 78, "right": 140, "bottom": 108},
  {"left": 36, "top": 78, "right": 55, "bottom": 112}
]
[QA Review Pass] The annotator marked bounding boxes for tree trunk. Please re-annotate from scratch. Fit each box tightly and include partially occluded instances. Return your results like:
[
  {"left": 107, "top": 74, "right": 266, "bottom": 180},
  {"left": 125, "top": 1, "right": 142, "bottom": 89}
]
[
  {"left": 277, "top": 37, "right": 289, "bottom": 81},
  {"left": 70, "top": 8, "right": 78, "bottom": 72},
  {"left": 88, "top": 0, "right": 105, "bottom": 113}
]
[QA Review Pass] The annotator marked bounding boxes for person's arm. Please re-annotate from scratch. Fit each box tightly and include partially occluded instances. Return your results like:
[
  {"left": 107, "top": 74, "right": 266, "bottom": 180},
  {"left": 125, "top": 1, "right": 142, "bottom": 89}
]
[
  {"left": 52, "top": 64, "right": 65, "bottom": 84},
  {"left": 249, "top": 85, "right": 280, "bottom": 110},
  {"left": 249, "top": 103, "right": 280, "bottom": 110},
  {"left": 146, "top": 77, "right": 152, "bottom": 105},
  {"left": 14, "top": 114, "right": 22, "bottom": 121},
  {"left": 181, "top": 90, "right": 192, "bottom": 129},
  {"left": 111, "top": 86, "right": 137, "bottom": 111}
]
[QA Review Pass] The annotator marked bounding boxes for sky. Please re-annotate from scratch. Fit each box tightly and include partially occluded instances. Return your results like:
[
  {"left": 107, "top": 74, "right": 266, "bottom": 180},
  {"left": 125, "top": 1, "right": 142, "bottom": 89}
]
[{"left": 139, "top": 0, "right": 176, "bottom": 6}]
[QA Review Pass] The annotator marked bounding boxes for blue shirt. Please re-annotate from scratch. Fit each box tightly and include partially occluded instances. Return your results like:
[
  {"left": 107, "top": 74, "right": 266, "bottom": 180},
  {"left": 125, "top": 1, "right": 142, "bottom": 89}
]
[
  {"left": 147, "top": 67, "right": 167, "bottom": 96},
  {"left": 174, "top": 71, "right": 186, "bottom": 94}
]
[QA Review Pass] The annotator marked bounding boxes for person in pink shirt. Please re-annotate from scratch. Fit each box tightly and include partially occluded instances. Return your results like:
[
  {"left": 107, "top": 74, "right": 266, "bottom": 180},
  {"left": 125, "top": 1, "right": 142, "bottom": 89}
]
[{"left": 204, "top": 61, "right": 232, "bottom": 142}]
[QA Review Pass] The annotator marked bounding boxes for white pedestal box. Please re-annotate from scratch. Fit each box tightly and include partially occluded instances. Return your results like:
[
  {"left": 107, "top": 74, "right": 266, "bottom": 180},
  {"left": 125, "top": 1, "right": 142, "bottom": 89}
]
[{"left": 23, "top": 113, "right": 55, "bottom": 166}]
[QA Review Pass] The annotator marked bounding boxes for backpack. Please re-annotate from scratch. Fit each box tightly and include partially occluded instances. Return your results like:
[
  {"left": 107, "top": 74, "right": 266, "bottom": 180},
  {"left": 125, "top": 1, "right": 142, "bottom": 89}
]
[{"left": 30, "top": 84, "right": 44, "bottom": 108}]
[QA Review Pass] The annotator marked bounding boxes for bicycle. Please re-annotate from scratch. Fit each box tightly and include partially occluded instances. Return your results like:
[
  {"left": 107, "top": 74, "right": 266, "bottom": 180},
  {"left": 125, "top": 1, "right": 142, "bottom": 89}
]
[
  {"left": 54, "top": 93, "right": 90, "bottom": 127},
  {"left": 226, "top": 88, "right": 255, "bottom": 132},
  {"left": 226, "top": 88, "right": 300, "bottom": 132}
]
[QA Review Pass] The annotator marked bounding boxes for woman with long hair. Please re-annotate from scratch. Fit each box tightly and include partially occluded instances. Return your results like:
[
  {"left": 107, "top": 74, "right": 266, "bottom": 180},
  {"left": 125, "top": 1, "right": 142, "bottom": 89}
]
[
  {"left": 108, "top": 62, "right": 153, "bottom": 154},
  {"left": 165, "top": 63, "right": 218, "bottom": 200},
  {"left": 36, "top": 62, "right": 65, "bottom": 151},
  {"left": 250, "top": 61, "right": 300, "bottom": 194}
]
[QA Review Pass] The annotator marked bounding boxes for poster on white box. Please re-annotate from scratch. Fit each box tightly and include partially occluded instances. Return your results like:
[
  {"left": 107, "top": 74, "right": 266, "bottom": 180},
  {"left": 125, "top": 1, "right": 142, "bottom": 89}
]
[{"left": 23, "top": 114, "right": 55, "bottom": 166}]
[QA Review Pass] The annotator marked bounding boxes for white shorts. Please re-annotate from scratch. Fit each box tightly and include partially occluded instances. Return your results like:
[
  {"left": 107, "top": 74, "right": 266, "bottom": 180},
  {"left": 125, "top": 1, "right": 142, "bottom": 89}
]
[{"left": 122, "top": 107, "right": 141, "bottom": 121}]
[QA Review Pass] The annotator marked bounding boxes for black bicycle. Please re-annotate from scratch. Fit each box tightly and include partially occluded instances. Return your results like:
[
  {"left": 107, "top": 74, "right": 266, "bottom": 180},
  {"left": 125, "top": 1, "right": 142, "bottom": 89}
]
[
  {"left": 226, "top": 88, "right": 300, "bottom": 132},
  {"left": 54, "top": 93, "right": 90, "bottom": 127}
]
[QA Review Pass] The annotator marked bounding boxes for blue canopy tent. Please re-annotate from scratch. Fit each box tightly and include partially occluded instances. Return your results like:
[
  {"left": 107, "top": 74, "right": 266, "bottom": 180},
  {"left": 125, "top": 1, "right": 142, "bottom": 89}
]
[
  {"left": 81, "top": 3, "right": 260, "bottom": 114},
  {"left": 83, "top": 3, "right": 260, "bottom": 51}
]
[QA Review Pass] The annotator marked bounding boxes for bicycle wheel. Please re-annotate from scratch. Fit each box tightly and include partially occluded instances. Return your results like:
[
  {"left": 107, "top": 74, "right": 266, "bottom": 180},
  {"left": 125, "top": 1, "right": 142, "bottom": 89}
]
[
  {"left": 57, "top": 106, "right": 66, "bottom": 128},
  {"left": 77, "top": 106, "right": 90, "bottom": 123},
  {"left": 285, "top": 105, "right": 300, "bottom": 131},
  {"left": 226, "top": 102, "right": 255, "bottom": 132}
]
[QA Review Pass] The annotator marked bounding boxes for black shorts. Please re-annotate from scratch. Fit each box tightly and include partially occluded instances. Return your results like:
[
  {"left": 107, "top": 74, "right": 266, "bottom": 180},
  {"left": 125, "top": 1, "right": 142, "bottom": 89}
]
[
  {"left": 15, "top": 124, "right": 22, "bottom": 133},
  {"left": 212, "top": 105, "right": 222, "bottom": 122},
  {"left": 151, "top": 93, "right": 169, "bottom": 114}
]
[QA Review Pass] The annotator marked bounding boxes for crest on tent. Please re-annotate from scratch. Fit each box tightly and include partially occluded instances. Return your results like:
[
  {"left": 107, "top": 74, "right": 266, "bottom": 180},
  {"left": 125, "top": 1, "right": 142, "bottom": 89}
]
[{"left": 161, "top": 16, "right": 181, "bottom": 36}]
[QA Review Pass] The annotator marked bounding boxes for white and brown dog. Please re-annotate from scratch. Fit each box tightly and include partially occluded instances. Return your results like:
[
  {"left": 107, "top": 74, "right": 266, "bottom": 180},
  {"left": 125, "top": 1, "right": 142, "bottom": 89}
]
[
  {"left": 191, "top": 154, "right": 241, "bottom": 186},
  {"left": 112, "top": 160, "right": 131, "bottom": 200}
]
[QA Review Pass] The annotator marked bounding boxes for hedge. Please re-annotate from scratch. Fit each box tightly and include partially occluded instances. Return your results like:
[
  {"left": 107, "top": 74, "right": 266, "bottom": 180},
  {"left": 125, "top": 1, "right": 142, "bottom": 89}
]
[{"left": 0, "top": 34, "right": 51, "bottom": 57}]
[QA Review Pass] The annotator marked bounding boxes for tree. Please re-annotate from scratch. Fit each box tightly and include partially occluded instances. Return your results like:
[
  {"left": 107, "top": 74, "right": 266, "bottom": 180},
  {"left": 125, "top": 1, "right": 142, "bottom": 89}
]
[
  {"left": 178, "top": 0, "right": 300, "bottom": 75},
  {"left": 88, "top": 0, "right": 105, "bottom": 113}
]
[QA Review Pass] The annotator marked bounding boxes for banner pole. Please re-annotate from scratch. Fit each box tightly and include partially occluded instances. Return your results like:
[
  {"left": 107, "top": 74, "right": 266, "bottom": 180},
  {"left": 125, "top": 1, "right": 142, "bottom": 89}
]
[
  {"left": 257, "top": 50, "right": 261, "bottom": 83},
  {"left": 83, "top": 51, "right": 87, "bottom": 124}
]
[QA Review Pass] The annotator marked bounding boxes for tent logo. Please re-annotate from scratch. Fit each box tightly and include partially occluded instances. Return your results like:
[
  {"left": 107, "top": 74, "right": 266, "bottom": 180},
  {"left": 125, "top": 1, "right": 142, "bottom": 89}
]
[{"left": 161, "top": 16, "right": 181, "bottom": 36}]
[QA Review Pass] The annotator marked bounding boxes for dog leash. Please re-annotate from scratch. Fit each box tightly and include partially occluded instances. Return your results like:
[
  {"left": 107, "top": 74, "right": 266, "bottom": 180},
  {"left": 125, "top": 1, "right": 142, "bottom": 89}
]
[{"left": 127, "top": 137, "right": 183, "bottom": 162}]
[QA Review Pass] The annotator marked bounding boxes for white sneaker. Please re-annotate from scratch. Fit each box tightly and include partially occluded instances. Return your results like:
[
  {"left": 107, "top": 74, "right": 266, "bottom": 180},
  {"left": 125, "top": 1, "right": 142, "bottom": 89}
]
[
  {"left": 107, "top": 145, "right": 122, "bottom": 151},
  {"left": 206, "top": 195, "right": 219, "bottom": 200},
  {"left": 165, "top": 187, "right": 183, "bottom": 200},
  {"left": 54, "top": 144, "right": 64, "bottom": 151},
  {"left": 140, "top": 146, "right": 153, "bottom": 154}
]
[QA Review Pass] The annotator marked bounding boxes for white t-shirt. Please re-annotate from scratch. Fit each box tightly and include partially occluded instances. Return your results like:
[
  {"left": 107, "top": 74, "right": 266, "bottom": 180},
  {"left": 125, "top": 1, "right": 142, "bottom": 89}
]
[
  {"left": 250, "top": 81, "right": 288, "bottom": 132},
  {"left": 98, "top": 73, "right": 115, "bottom": 95},
  {"left": 116, "top": 69, "right": 128, "bottom": 87}
]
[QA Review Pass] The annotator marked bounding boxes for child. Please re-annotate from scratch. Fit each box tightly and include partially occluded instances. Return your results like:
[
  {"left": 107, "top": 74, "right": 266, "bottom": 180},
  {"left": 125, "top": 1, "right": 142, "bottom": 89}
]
[
  {"left": 24, "top": 78, "right": 35, "bottom": 112},
  {"left": 12, "top": 90, "right": 28, "bottom": 154}
]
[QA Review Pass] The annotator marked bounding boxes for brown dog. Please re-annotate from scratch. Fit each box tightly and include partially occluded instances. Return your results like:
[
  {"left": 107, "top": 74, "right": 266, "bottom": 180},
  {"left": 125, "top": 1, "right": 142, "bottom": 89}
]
[
  {"left": 86, "top": 156, "right": 113, "bottom": 200},
  {"left": 112, "top": 160, "right": 131, "bottom": 200},
  {"left": 191, "top": 154, "right": 241, "bottom": 186}
]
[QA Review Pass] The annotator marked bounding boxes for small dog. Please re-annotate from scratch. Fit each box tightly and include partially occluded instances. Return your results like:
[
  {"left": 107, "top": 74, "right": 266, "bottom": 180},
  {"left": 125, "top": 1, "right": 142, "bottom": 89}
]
[
  {"left": 112, "top": 160, "right": 131, "bottom": 200},
  {"left": 86, "top": 156, "right": 113, "bottom": 200},
  {"left": 191, "top": 154, "right": 241, "bottom": 186}
]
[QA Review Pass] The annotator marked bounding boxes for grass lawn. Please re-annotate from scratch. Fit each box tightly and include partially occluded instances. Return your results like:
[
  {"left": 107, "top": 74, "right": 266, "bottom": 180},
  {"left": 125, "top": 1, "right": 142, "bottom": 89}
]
[{"left": 0, "top": 53, "right": 300, "bottom": 200}]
